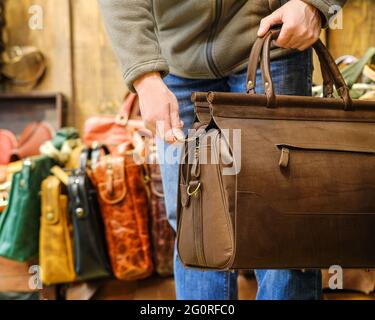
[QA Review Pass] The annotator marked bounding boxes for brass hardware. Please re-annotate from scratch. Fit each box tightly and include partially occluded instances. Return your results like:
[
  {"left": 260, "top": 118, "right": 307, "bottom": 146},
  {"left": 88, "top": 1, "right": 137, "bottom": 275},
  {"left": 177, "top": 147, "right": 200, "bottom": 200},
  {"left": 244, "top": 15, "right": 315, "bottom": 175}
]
[
  {"left": 46, "top": 212, "right": 54, "bottom": 221},
  {"left": 75, "top": 208, "right": 85, "bottom": 218},
  {"left": 19, "top": 179, "right": 25, "bottom": 188},
  {"left": 187, "top": 182, "right": 201, "bottom": 197},
  {"left": 265, "top": 81, "right": 269, "bottom": 87},
  {"left": 247, "top": 80, "right": 254, "bottom": 90},
  {"left": 143, "top": 175, "right": 151, "bottom": 184}
]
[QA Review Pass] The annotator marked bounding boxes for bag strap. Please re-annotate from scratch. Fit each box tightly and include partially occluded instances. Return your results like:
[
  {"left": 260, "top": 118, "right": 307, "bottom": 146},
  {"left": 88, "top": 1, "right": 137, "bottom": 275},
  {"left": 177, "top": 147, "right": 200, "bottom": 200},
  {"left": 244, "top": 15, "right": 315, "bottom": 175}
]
[{"left": 50, "top": 166, "right": 69, "bottom": 186}]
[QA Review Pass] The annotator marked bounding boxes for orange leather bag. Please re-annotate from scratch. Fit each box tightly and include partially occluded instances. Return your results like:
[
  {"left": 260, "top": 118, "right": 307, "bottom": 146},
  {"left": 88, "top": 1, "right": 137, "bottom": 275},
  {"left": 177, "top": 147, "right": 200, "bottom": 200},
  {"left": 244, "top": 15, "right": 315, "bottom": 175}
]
[
  {"left": 92, "top": 143, "right": 153, "bottom": 281},
  {"left": 83, "top": 93, "right": 146, "bottom": 150}
]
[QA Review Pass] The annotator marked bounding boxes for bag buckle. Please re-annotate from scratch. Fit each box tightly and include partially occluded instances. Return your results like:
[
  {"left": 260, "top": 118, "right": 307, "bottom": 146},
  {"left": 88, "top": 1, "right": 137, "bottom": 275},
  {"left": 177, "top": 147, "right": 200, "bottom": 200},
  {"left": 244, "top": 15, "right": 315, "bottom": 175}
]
[{"left": 187, "top": 182, "right": 201, "bottom": 197}]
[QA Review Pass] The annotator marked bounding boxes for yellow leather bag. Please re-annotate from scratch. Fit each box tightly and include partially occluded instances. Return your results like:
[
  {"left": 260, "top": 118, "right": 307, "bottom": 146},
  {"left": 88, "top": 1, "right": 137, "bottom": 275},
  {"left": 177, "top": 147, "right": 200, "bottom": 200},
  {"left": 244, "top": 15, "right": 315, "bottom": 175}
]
[{"left": 40, "top": 173, "right": 76, "bottom": 285}]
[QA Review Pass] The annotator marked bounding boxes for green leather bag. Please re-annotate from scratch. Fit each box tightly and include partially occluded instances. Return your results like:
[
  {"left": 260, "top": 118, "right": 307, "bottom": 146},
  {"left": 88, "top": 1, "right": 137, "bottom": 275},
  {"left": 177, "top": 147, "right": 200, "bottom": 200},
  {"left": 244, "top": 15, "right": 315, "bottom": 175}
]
[{"left": 0, "top": 156, "right": 55, "bottom": 262}]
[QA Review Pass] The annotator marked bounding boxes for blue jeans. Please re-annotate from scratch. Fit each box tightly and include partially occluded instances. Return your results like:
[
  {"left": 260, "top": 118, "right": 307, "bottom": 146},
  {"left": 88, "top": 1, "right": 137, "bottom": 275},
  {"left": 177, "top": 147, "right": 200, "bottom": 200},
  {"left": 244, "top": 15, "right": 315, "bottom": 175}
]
[{"left": 157, "top": 50, "right": 322, "bottom": 300}]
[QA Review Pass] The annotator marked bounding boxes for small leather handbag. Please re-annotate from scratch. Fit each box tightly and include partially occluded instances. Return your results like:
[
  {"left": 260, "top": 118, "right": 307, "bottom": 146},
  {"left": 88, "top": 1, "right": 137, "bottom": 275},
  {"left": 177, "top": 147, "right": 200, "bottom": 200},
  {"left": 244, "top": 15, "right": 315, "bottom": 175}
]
[
  {"left": 92, "top": 143, "right": 154, "bottom": 281},
  {"left": 83, "top": 93, "right": 146, "bottom": 150},
  {"left": 177, "top": 29, "right": 375, "bottom": 270},
  {"left": 0, "top": 155, "right": 55, "bottom": 261},
  {"left": 68, "top": 147, "right": 112, "bottom": 281},
  {"left": 10, "top": 122, "right": 54, "bottom": 162},
  {"left": 40, "top": 174, "right": 76, "bottom": 285},
  {"left": 0, "top": 129, "right": 18, "bottom": 165},
  {"left": 146, "top": 141, "right": 175, "bottom": 277}
]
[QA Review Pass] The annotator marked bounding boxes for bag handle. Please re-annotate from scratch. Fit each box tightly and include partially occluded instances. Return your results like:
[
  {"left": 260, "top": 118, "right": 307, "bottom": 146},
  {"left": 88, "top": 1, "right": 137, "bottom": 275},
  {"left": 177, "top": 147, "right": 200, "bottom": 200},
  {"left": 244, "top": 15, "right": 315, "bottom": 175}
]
[
  {"left": 247, "top": 28, "right": 353, "bottom": 110},
  {"left": 246, "top": 29, "right": 335, "bottom": 99},
  {"left": 115, "top": 93, "right": 138, "bottom": 126}
]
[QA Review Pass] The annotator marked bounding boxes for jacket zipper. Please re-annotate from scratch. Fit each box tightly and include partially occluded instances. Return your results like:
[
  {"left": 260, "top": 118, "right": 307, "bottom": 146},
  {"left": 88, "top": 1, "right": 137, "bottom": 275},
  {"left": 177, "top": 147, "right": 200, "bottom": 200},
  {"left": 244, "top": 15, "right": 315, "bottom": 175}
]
[{"left": 206, "top": 0, "right": 223, "bottom": 78}]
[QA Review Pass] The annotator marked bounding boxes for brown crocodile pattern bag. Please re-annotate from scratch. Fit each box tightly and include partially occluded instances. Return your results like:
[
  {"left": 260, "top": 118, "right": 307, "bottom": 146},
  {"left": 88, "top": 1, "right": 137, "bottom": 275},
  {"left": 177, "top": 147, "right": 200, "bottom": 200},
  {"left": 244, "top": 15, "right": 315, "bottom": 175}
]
[
  {"left": 148, "top": 162, "right": 175, "bottom": 277},
  {"left": 92, "top": 151, "right": 153, "bottom": 281}
]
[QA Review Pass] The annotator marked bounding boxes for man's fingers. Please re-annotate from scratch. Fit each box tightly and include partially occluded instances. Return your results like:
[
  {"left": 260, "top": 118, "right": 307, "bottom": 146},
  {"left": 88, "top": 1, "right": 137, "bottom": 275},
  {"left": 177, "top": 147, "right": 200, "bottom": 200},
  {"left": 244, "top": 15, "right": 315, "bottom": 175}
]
[
  {"left": 275, "top": 24, "right": 295, "bottom": 48},
  {"left": 257, "top": 10, "right": 282, "bottom": 37},
  {"left": 169, "top": 97, "right": 185, "bottom": 142}
]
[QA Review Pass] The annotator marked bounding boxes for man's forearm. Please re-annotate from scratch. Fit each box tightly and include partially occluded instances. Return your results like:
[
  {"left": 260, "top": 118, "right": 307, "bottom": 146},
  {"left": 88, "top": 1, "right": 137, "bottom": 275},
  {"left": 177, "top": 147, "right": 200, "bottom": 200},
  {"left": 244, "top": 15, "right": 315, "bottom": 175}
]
[{"left": 98, "top": 0, "right": 169, "bottom": 92}]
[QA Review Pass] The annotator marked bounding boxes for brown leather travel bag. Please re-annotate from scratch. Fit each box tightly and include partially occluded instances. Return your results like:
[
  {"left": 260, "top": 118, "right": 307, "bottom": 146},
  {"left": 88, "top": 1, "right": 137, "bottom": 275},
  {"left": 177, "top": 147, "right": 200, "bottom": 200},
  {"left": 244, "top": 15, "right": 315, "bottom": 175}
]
[{"left": 177, "top": 30, "right": 375, "bottom": 270}]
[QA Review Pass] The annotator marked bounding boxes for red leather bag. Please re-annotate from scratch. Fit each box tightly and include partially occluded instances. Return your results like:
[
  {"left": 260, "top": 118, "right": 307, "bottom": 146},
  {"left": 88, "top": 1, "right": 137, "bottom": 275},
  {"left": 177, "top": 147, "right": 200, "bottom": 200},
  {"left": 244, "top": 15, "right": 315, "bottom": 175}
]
[
  {"left": 92, "top": 144, "right": 153, "bottom": 281},
  {"left": 0, "top": 130, "right": 18, "bottom": 165},
  {"left": 10, "top": 122, "right": 54, "bottom": 162},
  {"left": 84, "top": 93, "right": 146, "bottom": 149}
]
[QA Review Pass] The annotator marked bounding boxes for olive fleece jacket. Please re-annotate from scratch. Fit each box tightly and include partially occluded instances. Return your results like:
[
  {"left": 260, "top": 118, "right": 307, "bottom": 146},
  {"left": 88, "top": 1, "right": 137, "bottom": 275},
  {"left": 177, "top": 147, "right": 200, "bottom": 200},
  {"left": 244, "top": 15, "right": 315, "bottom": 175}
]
[{"left": 98, "top": 0, "right": 347, "bottom": 91}]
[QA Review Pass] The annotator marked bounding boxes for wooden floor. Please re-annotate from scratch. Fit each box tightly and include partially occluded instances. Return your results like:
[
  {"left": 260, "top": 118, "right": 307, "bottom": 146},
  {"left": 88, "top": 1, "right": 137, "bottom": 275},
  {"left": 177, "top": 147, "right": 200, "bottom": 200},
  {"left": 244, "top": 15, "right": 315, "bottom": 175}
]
[
  {"left": 1, "top": 254, "right": 374, "bottom": 300},
  {"left": 91, "top": 275, "right": 375, "bottom": 301}
]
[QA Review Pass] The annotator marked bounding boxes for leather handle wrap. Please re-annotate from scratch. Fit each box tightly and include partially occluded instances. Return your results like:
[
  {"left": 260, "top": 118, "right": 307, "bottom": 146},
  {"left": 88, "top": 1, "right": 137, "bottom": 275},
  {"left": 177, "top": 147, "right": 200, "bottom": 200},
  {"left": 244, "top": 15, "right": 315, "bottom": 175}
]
[{"left": 247, "top": 29, "right": 353, "bottom": 110}]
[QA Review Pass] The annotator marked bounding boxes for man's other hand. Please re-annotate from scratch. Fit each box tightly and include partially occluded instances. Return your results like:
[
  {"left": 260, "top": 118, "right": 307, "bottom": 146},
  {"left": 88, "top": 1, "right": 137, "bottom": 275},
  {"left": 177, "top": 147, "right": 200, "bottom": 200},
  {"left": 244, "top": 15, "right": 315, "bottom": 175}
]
[{"left": 257, "top": 0, "right": 321, "bottom": 51}]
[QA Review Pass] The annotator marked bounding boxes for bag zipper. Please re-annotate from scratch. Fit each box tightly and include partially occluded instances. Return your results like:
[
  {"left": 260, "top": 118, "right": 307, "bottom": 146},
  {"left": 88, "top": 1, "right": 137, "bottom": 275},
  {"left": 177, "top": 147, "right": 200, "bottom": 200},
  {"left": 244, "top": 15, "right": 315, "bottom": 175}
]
[
  {"left": 276, "top": 143, "right": 375, "bottom": 168},
  {"left": 206, "top": 0, "right": 223, "bottom": 78}
]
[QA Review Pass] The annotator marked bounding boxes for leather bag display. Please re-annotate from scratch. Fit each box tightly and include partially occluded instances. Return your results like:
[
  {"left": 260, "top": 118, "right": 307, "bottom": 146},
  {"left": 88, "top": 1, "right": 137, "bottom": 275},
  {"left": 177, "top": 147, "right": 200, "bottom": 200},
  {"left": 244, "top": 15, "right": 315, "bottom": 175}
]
[
  {"left": 0, "top": 129, "right": 18, "bottom": 165},
  {"left": 92, "top": 144, "right": 154, "bottom": 281},
  {"left": 40, "top": 174, "right": 76, "bottom": 285},
  {"left": 177, "top": 29, "right": 375, "bottom": 270},
  {"left": 147, "top": 142, "right": 175, "bottom": 277},
  {"left": 68, "top": 147, "right": 112, "bottom": 281},
  {"left": 83, "top": 93, "right": 145, "bottom": 150},
  {"left": 0, "top": 156, "right": 55, "bottom": 261}
]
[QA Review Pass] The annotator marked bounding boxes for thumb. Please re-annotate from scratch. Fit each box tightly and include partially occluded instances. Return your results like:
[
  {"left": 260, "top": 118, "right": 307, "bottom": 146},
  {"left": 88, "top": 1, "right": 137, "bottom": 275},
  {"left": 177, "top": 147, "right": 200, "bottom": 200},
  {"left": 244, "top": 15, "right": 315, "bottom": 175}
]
[
  {"left": 169, "top": 96, "right": 185, "bottom": 142},
  {"left": 257, "top": 10, "right": 283, "bottom": 37}
]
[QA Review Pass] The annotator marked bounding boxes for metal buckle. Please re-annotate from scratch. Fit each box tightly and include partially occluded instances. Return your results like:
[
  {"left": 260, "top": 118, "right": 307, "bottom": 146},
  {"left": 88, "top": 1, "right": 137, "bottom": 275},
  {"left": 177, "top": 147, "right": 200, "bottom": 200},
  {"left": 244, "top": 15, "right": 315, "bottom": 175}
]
[{"left": 187, "top": 182, "right": 201, "bottom": 197}]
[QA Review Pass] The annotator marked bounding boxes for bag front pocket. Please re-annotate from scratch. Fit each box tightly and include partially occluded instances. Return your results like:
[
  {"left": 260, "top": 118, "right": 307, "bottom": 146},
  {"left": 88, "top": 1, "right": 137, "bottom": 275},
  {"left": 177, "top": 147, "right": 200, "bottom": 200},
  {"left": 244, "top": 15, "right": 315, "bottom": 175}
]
[
  {"left": 270, "top": 142, "right": 375, "bottom": 215},
  {"left": 276, "top": 143, "right": 375, "bottom": 168}
]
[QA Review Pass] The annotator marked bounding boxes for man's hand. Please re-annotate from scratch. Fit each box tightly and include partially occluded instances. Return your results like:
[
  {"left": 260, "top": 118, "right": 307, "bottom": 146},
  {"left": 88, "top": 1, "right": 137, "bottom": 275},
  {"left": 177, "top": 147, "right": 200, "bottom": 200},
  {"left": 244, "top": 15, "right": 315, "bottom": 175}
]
[
  {"left": 134, "top": 72, "right": 184, "bottom": 144},
  {"left": 257, "top": 0, "right": 321, "bottom": 51}
]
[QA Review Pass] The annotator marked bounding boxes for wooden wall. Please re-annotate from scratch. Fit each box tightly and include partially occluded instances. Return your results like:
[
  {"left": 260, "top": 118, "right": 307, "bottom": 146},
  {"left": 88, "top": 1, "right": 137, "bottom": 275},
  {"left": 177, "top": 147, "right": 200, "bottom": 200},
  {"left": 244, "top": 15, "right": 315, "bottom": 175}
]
[
  {"left": 3, "top": 0, "right": 374, "bottom": 131},
  {"left": 328, "top": 0, "right": 375, "bottom": 59},
  {"left": 4, "top": 0, "right": 127, "bottom": 131}
]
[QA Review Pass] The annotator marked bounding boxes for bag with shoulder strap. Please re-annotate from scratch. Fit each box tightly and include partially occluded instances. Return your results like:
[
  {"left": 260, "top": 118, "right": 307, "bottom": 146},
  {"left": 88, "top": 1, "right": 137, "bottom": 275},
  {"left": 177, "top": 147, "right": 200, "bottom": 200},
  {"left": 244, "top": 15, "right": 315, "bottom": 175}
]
[
  {"left": 40, "top": 171, "right": 76, "bottom": 285},
  {"left": 68, "top": 146, "right": 112, "bottom": 281},
  {"left": 177, "top": 29, "right": 375, "bottom": 270},
  {"left": 91, "top": 142, "right": 153, "bottom": 281}
]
